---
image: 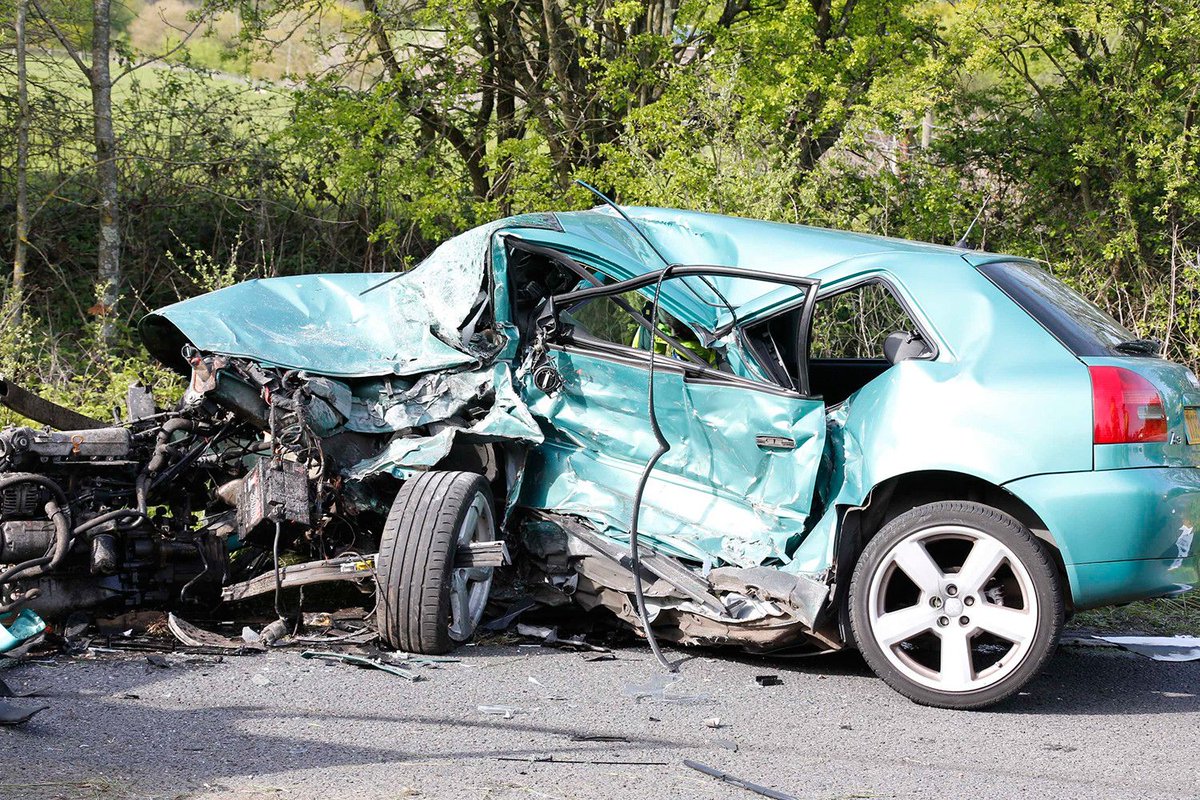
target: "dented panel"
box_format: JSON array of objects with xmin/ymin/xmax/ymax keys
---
[{"xmin": 518, "ymin": 348, "xmax": 825, "ymax": 568}]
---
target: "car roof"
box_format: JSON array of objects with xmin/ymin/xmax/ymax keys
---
[{"xmin": 509, "ymin": 205, "xmax": 1017, "ymax": 329}]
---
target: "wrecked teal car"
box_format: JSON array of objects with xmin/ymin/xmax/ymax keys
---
[{"xmin": 1, "ymin": 203, "xmax": 1197, "ymax": 709}]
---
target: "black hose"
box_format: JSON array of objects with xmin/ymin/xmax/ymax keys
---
[
  {"xmin": 0, "ymin": 499, "xmax": 70, "ymax": 584},
  {"xmin": 147, "ymin": 417, "xmax": 196, "ymax": 474},
  {"xmin": 628, "ymin": 267, "xmax": 677, "ymax": 673},
  {"xmin": 148, "ymin": 422, "xmax": 231, "ymax": 495},
  {"xmin": 72, "ymin": 509, "xmax": 151, "ymax": 537}
]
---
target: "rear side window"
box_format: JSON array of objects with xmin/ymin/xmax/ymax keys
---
[
  {"xmin": 810, "ymin": 282, "xmax": 917, "ymax": 360},
  {"xmin": 978, "ymin": 261, "xmax": 1143, "ymax": 357}
]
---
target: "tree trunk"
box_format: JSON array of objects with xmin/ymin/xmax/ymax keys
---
[
  {"xmin": 12, "ymin": 0, "xmax": 29, "ymax": 321},
  {"xmin": 91, "ymin": 0, "xmax": 120, "ymax": 338}
]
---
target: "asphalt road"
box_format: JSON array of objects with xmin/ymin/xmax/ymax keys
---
[{"xmin": 1, "ymin": 639, "xmax": 1197, "ymax": 800}]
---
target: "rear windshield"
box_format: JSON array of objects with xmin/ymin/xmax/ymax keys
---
[{"xmin": 977, "ymin": 261, "xmax": 1143, "ymax": 357}]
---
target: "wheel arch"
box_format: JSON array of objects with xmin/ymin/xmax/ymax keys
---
[{"xmin": 832, "ymin": 470, "xmax": 1073, "ymax": 624}]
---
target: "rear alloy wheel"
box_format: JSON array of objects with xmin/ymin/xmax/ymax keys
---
[
  {"xmin": 375, "ymin": 471, "xmax": 496, "ymax": 654},
  {"xmin": 849, "ymin": 501, "xmax": 1063, "ymax": 709}
]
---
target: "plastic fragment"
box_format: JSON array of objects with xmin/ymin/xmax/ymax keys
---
[
  {"xmin": 755, "ymin": 674, "xmax": 783, "ymax": 687},
  {"xmin": 623, "ymin": 673, "xmax": 714, "ymax": 704},
  {"xmin": 477, "ymin": 705, "xmax": 535, "ymax": 719},
  {"xmin": 516, "ymin": 623, "xmax": 557, "ymax": 641},
  {"xmin": 482, "ymin": 598, "xmax": 539, "ymax": 631},
  {"xmin": 0, "ymin": 609, "xmax": 46, "ymax": 654}
]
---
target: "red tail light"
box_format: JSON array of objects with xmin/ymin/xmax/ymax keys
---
[{"xmin": 1089, "ymin": 366, "xmax": 1168, "ymax": 444}]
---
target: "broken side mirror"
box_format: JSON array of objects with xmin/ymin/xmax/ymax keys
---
[{"xmin": 883, "ymin": 330, "xmax": 933, "ymax": 364}]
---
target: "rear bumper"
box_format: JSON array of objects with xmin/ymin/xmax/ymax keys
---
[{"xmin": 1004, "ymin": 467, "xmax": 1200, "ymax": 609}]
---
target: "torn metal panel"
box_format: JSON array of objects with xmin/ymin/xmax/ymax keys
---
[
  {"xmin": 222, "ymin": 555, "xmax": 375, "ymax": 602},
  {"xmin": 519, "ymin": 513, "xmax": 829, "ymax": 651},
  {"xmin": 343, "ymin": 363, "xmax": 543, "ymax": 480}
]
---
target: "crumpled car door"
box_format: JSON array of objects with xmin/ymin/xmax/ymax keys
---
[{"xmin": 518, "ymin": 265, "xmax": 826, "ymax": 569}]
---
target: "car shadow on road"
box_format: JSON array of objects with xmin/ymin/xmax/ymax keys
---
[
  {"xmin": 997, "ymin": 646, "xmax": 1199, "ymax": 716},
  {"xmin": 0, "ymin": 655, "xmax": 725, "ymax": 797},
  {"xmin": 672, "ymin": 640, "xmax": 1199, "ymax": 717}
]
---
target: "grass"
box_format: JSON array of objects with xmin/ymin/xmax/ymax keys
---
[{"xmin": 1073, "ymin": 591, "xmax": 1200, "ymax": 636}]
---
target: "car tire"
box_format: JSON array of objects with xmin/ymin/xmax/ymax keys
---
[
  {"xmin": 849, "ymin": 500, "xmax": 1063, "ymax": 710},
  {"xmin": 375, "ymin": 471, "xmax": 497, "ymax": 654}
]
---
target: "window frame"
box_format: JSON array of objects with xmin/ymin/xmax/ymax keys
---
[
  {"xmin": 540, "ymin": 260, "xmax": 821, "ymax": 398},
  {"xmin": 808, "ymin": 275, "xmax": 941, "ymax": 364}
]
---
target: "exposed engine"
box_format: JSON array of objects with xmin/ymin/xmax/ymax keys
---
[{"xmin": 0, "ymin": 353, "xmax": 389, "ymax": 621}]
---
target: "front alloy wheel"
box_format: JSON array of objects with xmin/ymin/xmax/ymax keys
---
[{"xmin": 850, "ymin": 501, "xmax": 1063, "ymax": 709}]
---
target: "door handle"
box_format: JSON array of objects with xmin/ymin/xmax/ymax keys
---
[{"xmin": 755, "ymin": 435, "xmax": 796, "ymax": 451}]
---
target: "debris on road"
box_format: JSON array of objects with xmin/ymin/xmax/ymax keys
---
[
  {"xmin": 683, "ymin": 759, "xmax": 800, "ymax": 800},
  {"xmin": 300, "ymin": 650, "xmax": 422, "ymax": 681},
  {"xmin": 477, "ymin": 704, "xmax": 535, "ymax": 719},
  {"xmin": 1093, "ymin": 635, "xmax": 1200, "ymax": 661},
  {"xmin": 497, "ymin": 755, "xmax": 669, "ymax": 766},
  {"xmin": 704, "ymin": 716, "xmax": 724, "ymax": 728},
  {"xmin": 754, "ymin": 674, "xmax": 783, "ymax": 687},
  {"xmin": 513, "ymin": 623, "xmax": 611, "ymax": 653},
  {"xmin": 168, "ymin": 613, "xmax": 262, "ymax": 651},
  {"xmin": 0, "ymin": 609, "xmax": 46, "ymax": 654},
  {"xmin": 0, "ymin": 699, "xmax": 48, "ymax": 726},
  {"xmin": 624, "ymin": 673, "xmax": 714, "ymax": 704}
]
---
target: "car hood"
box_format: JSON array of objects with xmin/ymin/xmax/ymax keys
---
[{"xmin": 140, "ymin": 214, "xmax": 561, "ymax": 378}]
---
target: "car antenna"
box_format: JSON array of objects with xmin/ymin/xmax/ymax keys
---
[
  {"xmin": 574, "ymin": 179, "xmax": 673, "ymax": 267},
  {"xmin": 954, "ymin": 194, "xmax": 990, "ymax": 249},
  {"xmin": 574, "ymin": 179, "xmax": 739, "ymax": 330}
]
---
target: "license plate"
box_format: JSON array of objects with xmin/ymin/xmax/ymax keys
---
[{"xmin": 1185, "ymin": 408, "xmax": 1200, "ymax": 444}]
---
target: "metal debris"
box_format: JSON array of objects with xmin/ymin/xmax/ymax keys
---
[
  {"xmin": 300, "ymin": 650, "xmax": 423, "ymax": 681},
  {"xmin": 1093, "ymin": 635, "xmax": 1200, "ymax": 661},
  {"xmin": 168, "ymin": 613, "xmax": 262, "ymax": 651},
  {"xmin": 683, "ymin": 759, "xmax": 799, "ymax": 800}
]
